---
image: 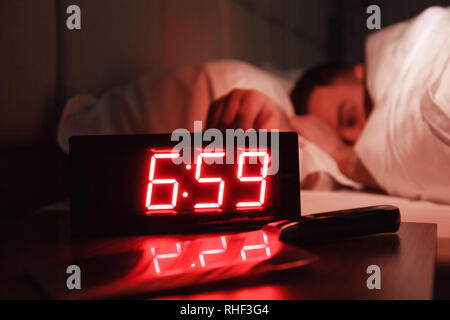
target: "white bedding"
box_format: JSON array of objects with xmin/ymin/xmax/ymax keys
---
[{"xmin": 356, "ymin": 7, "xmax": 450, "ymax": 204}]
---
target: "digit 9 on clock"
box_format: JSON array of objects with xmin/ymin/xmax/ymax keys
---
[{"xmin": 70, "ymin": 132, "xmax": 300, "ymax": 235}]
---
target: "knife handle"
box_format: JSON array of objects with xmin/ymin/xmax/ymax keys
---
[{"xmin": 279, "ymin": 205, "xmax": 400, "ymax": 245}]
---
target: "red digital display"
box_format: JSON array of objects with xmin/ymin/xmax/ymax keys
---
[
  {"xmin": 144, "ymin": 149, "xmax": 271, "ymax": 214},
  {"xmin": 69, "ymin": 133, "xmax": 300, "ymax": 235}
]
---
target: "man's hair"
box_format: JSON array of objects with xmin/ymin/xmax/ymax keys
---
[{"xmin": 290, "ymin": 62, "xmax": 351, "ymax": 115}]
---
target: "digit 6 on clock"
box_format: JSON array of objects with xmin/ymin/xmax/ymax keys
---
[{"xmin": 146, "ymin": 152, "xmax": 180, "ymax": 211}]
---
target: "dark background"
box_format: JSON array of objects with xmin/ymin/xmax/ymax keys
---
[{"xmin": 1, "ymin": 0, "xmax": 449, "ymax": 217}]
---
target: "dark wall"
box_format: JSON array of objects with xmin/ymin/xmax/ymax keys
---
[{"xmin": 327, "ymin": 0, "xmax": 450, "ymax": 64}]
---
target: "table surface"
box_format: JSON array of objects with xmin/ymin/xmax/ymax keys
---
[{"xmin": 0, "ymin": 210, "xmax": 437, "ymax": 299}]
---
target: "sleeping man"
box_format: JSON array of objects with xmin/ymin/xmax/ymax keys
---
[
  {"xmin": 58, "ymin": 6, "xmax": 450, "ymax": 204},
  {"xmin": 207, "ymin": 6, "xmax": 450, "ymax": 204},
  {"xmin": 289, "ymin": 6, "xmax": 450, "ymax": 204}
]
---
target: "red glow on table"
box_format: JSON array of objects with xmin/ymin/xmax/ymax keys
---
[
  {"xmin": 146, "ymin": 230, "xmax": 273, "ymax": 276},
  {"xmin": 240, "ymin": 231, "xmax": 270, "ymax": 261},
  {"xmin": 150, "ymin": 242, "xmax": 182, "ymax": 275},
  {"xmin": 194, "ymin": 236, "xmax": 228, "ymax": 268}
]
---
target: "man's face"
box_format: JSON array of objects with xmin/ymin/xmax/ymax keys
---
[{"xmin": 306, "ymin": 67, "xmax": 368, "ymax": 144}]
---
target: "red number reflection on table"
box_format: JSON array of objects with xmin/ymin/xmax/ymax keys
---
[
  {"xmin": 146, "ymin": 152, "xmax": 180, "ymax": 210},
  {"xmin": 236, "ymin": 151, "xmax": 269, "ymax": 208},
  {"xmin": 144, "ymin": 231, "xmax": 275, "ymax": 276},
  {"xmin": 194, "ymin": 152, "xmax": 225, "ymax": 209},
  {"xmin": 150, "ymin": 242, "xmax": 182, "ymax": 275},
  {"xmin": 240, "ymin": 231, "xmax": 271, "ymax": 261},
  {"xmin": 191, "ymin": 236, "xmax": 228, "ymax": 269}
]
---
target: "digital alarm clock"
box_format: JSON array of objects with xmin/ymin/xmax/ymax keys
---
[{"xmin": 70, "ymin": 132, "xmax": 300, "ymax": 235}]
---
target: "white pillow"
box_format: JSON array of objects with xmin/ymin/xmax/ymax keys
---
[{"xmin": 355, "ymin": 7, "xmax": 450, "ymax": 204}]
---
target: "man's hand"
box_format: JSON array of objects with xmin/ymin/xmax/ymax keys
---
[{"xmin": 206, "ymin": 89, "xmax": 293, "ymax": 131}]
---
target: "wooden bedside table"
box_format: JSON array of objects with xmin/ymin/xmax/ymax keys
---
[
  {"xmin": 158, "ymin": 222, "xmax": 437, "ymax": 300},
  {"xmin": 0, "ymin": 209, "xmax": 436, "ymax": 299}
]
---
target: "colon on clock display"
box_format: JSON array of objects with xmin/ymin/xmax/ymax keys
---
[{"xmin": 69, "ymin": 132, "xmax": 300, "ymax": 235}]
